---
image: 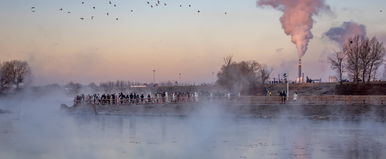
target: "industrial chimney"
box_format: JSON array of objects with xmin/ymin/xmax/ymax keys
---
[{"xmin": 298, "ymin": 58, "xmax": 302, "ymax": 83}]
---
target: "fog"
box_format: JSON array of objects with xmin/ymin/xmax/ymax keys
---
[{"xmin": 1, "ymin": 91, "xmax": 386, "ymax": 159}]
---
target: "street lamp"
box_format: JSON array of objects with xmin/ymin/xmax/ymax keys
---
[
  {"xmin": 179, "ymin": 73, "xmax": 182, "ymax": 85},
  {"xmin": 152, "ymin": 70, "xmax": 156, "ymax": 83}
]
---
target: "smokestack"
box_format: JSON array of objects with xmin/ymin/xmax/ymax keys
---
[
  {"xmin": 257, "ymin": 0, "xmax": 330, "ymax": 57},
  {"xmin": 298, "ymin": 58, "xmax": 302, "ymax": 83}
]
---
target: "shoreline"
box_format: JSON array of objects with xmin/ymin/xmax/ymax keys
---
[{"xmin": 61, "ymin": 98, "xmax": 386, "ymax": 121}]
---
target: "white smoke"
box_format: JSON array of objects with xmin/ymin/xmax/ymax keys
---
[
  {"xmin": 324, "ymin": 21, "xmax": 367, "ymax": 48},
  {"xmin": 258, "ymin": 0, "xmax": 331, "ymax": 57}
]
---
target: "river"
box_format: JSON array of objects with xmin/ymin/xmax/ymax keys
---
[{"xmin": 1, "ymin": 93, "xmax": 386, "ymax": 159}]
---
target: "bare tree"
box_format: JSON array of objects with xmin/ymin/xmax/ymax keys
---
[
  {"xmin": 88, "ymin": 82, "xmax": 99, "ymax": 93},
  {"xmin": 65, "ymin": 82, "xmax": 82, "ymax": 95},
  {"xmin": 358, "ymin": 38, "xmax": 371, "ymax": 83},
  {"xmin": 0, "ymin": 60, "xmax": 31, "ymax": 92},
  {"xmin": 99, "ymin": 81, "xmax": 114, "ymax": 93},
  {"xmin": 344, "ymin": 36, "xmax": 362, "ymax": 83},
  {"xmin": 223, "ymin": 55, "xmax": 234, "ymax": 67},
  {"xmin": 115, "ymin": 80, "xmax": 127, "ymax": 92},
  {"xmin": 341, "ymin": 35, "xmax": 385, "ymax": 83},
  {"xmin": 0, "ymin": 63, "xmax": 13, "ymax": 92},
  {"xmin": 328, "ymin": 51, "xmax": 345, "ymax": 84},
  {"xmin": 367, "ymin": 37, "xmax": 385, "ymax": 82},
  {"xmin": 259, "ymin": 64, "xmax": 272, "ymax": 84}
]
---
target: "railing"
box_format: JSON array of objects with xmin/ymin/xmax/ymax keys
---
[
  {"xmin": 74, "ymin": 95, "xmax": 386, "ymax": 106},
  {"xmin": 298, "ymin": 95, "xmax": 386, "ymax": 105},
  {"xmin": 74, "ymin": 96, "xmax": 200, "ymax": 106},
  {"xmin": 226, "ymin": 96, "xmax": 386, "ymax": 105}
]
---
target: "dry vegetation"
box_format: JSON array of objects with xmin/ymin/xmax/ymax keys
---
[
  {"xmin": 329, "ymin": 35, "xmax": 385, "ymax": 83},
  {"xmin": 0, "ymin": 60, "xmax": 31, "ymax": 94}
]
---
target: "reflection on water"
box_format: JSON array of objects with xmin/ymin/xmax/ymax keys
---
[{"xmin": 1, "ymin": 113, "xmax": 386, "ymax": 159}]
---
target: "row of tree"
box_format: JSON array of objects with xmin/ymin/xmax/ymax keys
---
[
  {"xmin": 216, "ymin": 56, "xmax": 272, "ymax": 93},
  {"xmin": 0, "ymin": 60, "xmax": 31, "ymax": 94},
  {"xmin": 329, "ymin": 35, "xmax": 385, "ymax": 84},
  {"xmin": 64, "ymin": 80, "xmax": 195, "ymax": 95}
]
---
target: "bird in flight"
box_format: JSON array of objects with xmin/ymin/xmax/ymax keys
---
[
  {"xmin": 28, "ymin": 0, "xmax": 216, "ymax": 22},
  {"xmin": 31, "ymin": 7, "xmax": 36, "ymax": 13}
]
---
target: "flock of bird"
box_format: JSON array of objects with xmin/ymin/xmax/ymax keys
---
[{"xmin": 29, "ymin": 0, "xmax": 229, "ymax": 21}]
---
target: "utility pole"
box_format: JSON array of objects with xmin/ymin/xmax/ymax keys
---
[
  {"xmin": 287, "ymin": 80, "xmax": 289, "ymax": 98},
  {"xmin": 212, "ymin": 72, "xmax": 215, "ymax": 84},
  {"xmin": 152, "ymin": 69, "xmax": 156, "ymax": 83},
  {"xmin": 284, "ymin": 73, "xmax": 289, "ymax": 98},
  {"xmin": 179, "ymin": 73, "xmax": 182, "ymax": 85}
]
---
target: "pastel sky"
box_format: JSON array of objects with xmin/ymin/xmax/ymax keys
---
[{"xmin": 0, "ymin": 0, "xmax": 385, "ymax": 85}]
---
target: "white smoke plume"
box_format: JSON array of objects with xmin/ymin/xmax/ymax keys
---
[
  {"xmin": 258, "ymin": 0, "xmax": 330, "ymax": 57},
  {"xmin": 324, "ymin": 21, "xmax": 367, "ymax": 48}
]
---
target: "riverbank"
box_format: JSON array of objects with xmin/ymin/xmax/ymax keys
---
[{"xmin": 62, "ymin": 96, "xmax": 386, "ymax": 121}]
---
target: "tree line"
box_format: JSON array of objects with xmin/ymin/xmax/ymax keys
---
[
  {"xmin": 329, "ymin": 35, "xmax": 385, "ymax": 84},
  {"xmin": 0, "ymin": 60, "xmax": 31, "ymax": 94},
  {"xmin": 64, "ymin": 80, "xmax": 202, "ymax": 95}
]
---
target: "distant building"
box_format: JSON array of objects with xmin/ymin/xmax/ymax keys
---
[
  {"xmin": 329, "ymin": 76, "xmax": 338, "ymax": 83},
  {"xmin": 131, "ymin": 85, "xmax": 147, "ymax": 88},
  {"xmin": 296, "ymin": 77, "xmax": 304, "ymax": 83}
]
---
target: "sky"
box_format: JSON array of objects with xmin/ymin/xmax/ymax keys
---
[{"xmin": 0, "ymin": 0, "xmax": 385, "ymax": 85}]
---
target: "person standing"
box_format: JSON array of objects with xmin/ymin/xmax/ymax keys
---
[
  {"xmin": 293, "ymin": 92, "xmax": 298, "ymax": 102},
  {"xmin": 140, "ymin": 94, "xmax": 144, "ymax": 103}
]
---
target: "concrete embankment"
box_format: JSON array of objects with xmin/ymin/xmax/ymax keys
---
[{"xmin": 62, "ymin": 96, "xmax": 386, "ymax": 121}]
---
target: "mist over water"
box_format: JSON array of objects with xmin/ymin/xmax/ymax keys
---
[{"xmin": 1, "ymin": 91, "xmax": 386, "ymax": 159}]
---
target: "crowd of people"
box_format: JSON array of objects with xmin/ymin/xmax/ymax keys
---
[
  {"xmin": 73, "ymin": 92, "xmax": 200, "ymax": 105},
  {"xmin": 73, "ymin": 90, "xmax": 300, "ymax": 106}
]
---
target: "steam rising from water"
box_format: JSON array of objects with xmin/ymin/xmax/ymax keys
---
[
  {"xmin": 258, "ymin": 0, "xmax": 330, "ymax": 57},
  {"xmin": 1, "ymin": 90, "xmax": 386, "ymax": 158}
]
